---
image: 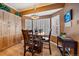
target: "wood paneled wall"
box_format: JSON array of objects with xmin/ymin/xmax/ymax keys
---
[{"xmin": 0, "ymin": 10, "xmax": 22, "ymax": 51}]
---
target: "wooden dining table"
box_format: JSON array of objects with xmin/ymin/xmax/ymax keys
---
[
  {"xmin": 27, "ymin": 32, "xmax": 47, "ymax": 53},
  {"xmin": 28, "ymin": 32, "xmax": 49, "ymax": 54}
]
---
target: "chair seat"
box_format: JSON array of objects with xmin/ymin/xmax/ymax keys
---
[
  {"xmin": 42, "ymin": 37, "xmax": 49, "ymax": 40},
  {"xmin": 42, "ymin": 37, "xmax": 49, "ymax": 42}
]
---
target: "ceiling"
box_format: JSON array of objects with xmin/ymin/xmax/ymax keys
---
[
  {"xmin": 25, "ymin": 8, "xmax": 63, "ymax": 17},
  {"xmin": 5, "ymin": 3, "xmax": 52, "ymax": 11},
  {"xmin": 4, "ymin": 3, "xmax": 63, "ymax": 16}
]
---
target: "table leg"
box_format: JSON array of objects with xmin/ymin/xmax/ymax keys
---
[
  {"xmin": 63, "ymin": 44, "xmax": 65, "ymax": 56},
  {"xmin": 74, "ymin": 42, "xmax": 78, "ymax": 56},
  {"xmin": 57, "ymin": 38, "xmax": 58, "ymax": 47}
]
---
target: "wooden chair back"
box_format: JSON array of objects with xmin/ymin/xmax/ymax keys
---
[
  {"xmin": 22, "ymin": 30, "xmax": 33, "ymax": 41},
  {"xmin": 22, "ymin": 30, "xmax": 29, "ymax": 43},
  {"xmin": 49, "ymin": 29, "xmax": 52, "ymax": 41}
]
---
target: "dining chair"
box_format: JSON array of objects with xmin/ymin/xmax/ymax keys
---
[
  {"xmin": 22, "ymin": 30, "xmax": 43, "ymax": 56},
  {"xmin": 42, "ymin": 29, "xmax": 52, "ymax": 55},
  {"xmin": 22, "ymin": 30, "xmax": 34, "ymax": 56}
]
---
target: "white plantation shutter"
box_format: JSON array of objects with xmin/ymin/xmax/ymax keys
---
[
  {"xmin": 51, "ymin": 15, "xmax": 60, "ymax": 36},
  {"xmin": 25, "ymin": 19, "xmax": 32, "ymax": 30},
  {"xmin": 25, "ymin": 18, "xmax": 50, "ymax": 35}
]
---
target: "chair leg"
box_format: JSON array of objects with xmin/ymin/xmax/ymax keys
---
[
  {"xmin": 32, "ymin": 46, "xmax": 34, "ymax": 56},
  {"xmin": 49, "ymin": 41, "xmax": 52, "ymax": 55},
  {"xmin": 32, "ymin": 52, "xmax": 34, "ymax": 56},
  {"xmin": 24, "ymin": 51, "xmax": 26, "ymax": 56},
  {"xmin": 24, "ymin": 44, "xmax": 26, "ymax": 56}
]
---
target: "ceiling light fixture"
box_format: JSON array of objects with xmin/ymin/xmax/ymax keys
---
[
  {"xmin": 31, "ymin": 14, "xmax": 39, "ymax": 20},
  {"xmin": 31, "ymin": 6, "xmax": 39, "ymax": 20}
]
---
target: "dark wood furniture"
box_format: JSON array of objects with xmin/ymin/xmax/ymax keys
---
[
  {"xmin": 22, "ymin": 30, "xmax": 30, "ymax": 56},
  {"xmin": 42, "ymin": 30, "xmax": 52, "ymax": 55},
  {"xmin": 22, "ymin": 30, "xmax": 43, "ymax": 56},
  {"xmin": 57, "ymin": 36, "xmax": 78, "ymax": 56}
]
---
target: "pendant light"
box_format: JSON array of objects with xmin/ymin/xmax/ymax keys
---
[{"xmin": 31, "ymin": 6, "xmax": 39, "ymax": 20}]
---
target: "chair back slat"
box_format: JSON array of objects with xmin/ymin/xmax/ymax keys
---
[
  {"xmin": 49, "ymin": 29, "xmax": 52, "ymax": 41},
  {"xmin": 22, "ymin": 30, "xmax": 29, "ymax": 42},
  {"xmin": 22, "ymin": 30, "xmax": 33, "ymax": 41}
]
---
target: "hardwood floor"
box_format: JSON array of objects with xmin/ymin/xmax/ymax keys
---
[{"xmin": 0, "ymin": 40, "xmax": 61, "ymax": 56}]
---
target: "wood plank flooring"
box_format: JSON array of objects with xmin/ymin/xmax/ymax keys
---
[{"xmin": 0, "ymin": 40, "xmax": 61, "ymax": 56}]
